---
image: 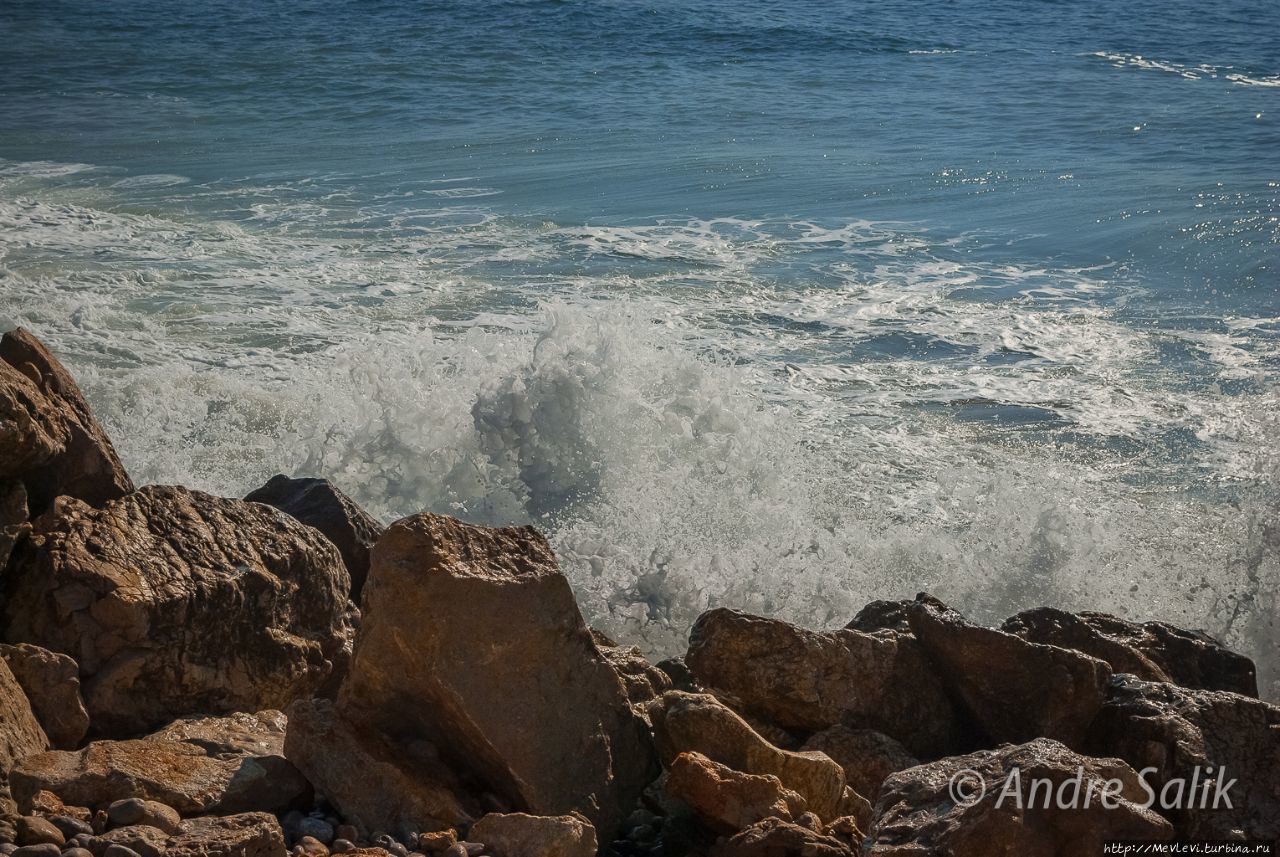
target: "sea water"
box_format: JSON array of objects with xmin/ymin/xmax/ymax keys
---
[{"xmin": 1, "ymin": 0, "xmax": 1277, "ymax": 689}]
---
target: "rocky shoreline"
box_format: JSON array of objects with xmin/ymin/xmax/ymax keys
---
[{"xmin": 1, "ymin": 326, "xmax": 1277, "ymax": 856}]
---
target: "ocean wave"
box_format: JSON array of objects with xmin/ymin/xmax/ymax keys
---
[{"xmin": 1, "ymin": 160, "xmax": 1277, "ymax": 692}]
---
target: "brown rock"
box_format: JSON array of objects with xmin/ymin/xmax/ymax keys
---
[
  {"xmin": 106, "ymin": 798, "xmax": 181, "ymax": 834},
  {"xmin": 591, "ymin": 631, "xmax": 673, "ymax": 711},
  {"xmin": 666, "ymin": 752, "xmax": 805, "ymax": 833},
  {"xmin": 905, "ymin": 595, "xmax": 1111, "ymax": 748},
  {"xmin": 294, "ymin": 835, "xmax": 329, "ymax": 857},
  {"xmin": 416, "ymin": 830, "xmax": 457, "ymax": 853},
  {"xmin": 866, "ymin": 738, "xmax": 1173, "ymax": 855},
  {"xmin": 283, "ymin": 698, "xmax": 474, "ymax": 838},
  {"xmin": 0, "ymin": 644, "xmax": 89, "ymax": 750},
  {"xmin": 709, "ymin": 816, "xmax": 855, "ymax": 857},
  {"xmin": 1003, "ymin": 607, "xmax": 1258, "ymax": 697},
  {"xmin": 468, "ymin": 812, "xmax": 597, "ymax": 857},
  {"xmin": 652, "ymin": 692, "xmax": 857, "ymax": 823},
  {"xmin": 0, "ymin": 481, "xmax": 28, "ymax": 572},
  {"xmin": 685, "ymin": 608, "xmax": 963, "ymax": 758},
  {"xmin": 0, "ymin": 658, "xmax": 49, "ymax": 824},
  {"xmin": 98, "ymin": 823, "xmax": 169, "ymax": 857},
  {"xmin": 2, "ymin": 485, "xmax": 352, "ymax": 735},
  {"xmin": 799, "ymin": 727, "xmax": 918, "ymax": 805},
  {"xmin": 244, "ymin": 475, "xmax": 384, "ymax": 602},
  {"xmin": 1085, "ymin": 674, "xmax": 1280, "ymax": 839},
  {"xmin": 10, "ymin": 712, "xmax": 309, "ymax": 815},
  {"xmin": 14, "ymin": 817, "xmax": 62, "ymax": 847},
  {"xmin": 169, "ymin": 812, "xmax": 287, "ymax": 857},
  {"xmin": 148, "ymin": 710, "xmax": 290, "ymax": 759},
  {"xmin": 338, "ymin": 514, "xmax": 657, "ymax": 843},
  {"xmin": 0, "ymin": 328, "xmax": 133, "ymax": 515}
]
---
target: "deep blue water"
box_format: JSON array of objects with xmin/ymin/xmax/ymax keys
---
[{"xmin": 1, "ymin": 0, "xmax": 1278, "ymax": 675}]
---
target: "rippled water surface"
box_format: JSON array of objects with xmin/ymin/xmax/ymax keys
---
[{"xmin": 1, "ymin": 0, "xmax": 1278, "ymax": 686}]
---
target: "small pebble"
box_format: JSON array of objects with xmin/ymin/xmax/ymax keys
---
[
  {"xmin": 417, "ymin": 830, "xmax": 456, "ymax": 853},
  {"xmin": 61, "ymin": 849, "xmax": 94, "ymax": 857},
  {"xmin": 297, "ymin": 818, "xmax": 335, "ymax": 845},
  {"xmin": 103, "ymin": 846, "xmax": 143, "ymax": 857},
  {"xmin": 14, "ymin": 818, "xmax": 62, "ymax": 848},
  {"xmin": 45, "ymin": 816, "xmax": 91, "ymax": 841},
  {"xmin": 294, "ymin": 834, "xmax": 329, "ymax": 856},
  {"xmin": 460, "ymin": 843, "xmax": 484, "ymax": 857},
  {"xmin": 330, "ymin": 841, "xmax": 355, "ymax": 854},
  {"xmin": 69, "ymin": 834, "xmax": 96, "ymax": 849},
  {"xmin": 334, "ymin": 825, "xmax": 358, "ymax": 843},
  {"xmin": 441, "ymin": 845, "xmax": 468, "ymax": 857}
]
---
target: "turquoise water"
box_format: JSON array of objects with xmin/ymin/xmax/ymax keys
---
[{"xmin": 1, "ymin": 0, "xmax": 1278, "ymax": 681}]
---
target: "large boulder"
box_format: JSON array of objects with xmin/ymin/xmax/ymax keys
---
[
  {"xmin": 0, "ymin": 644, "xmax": 88, "ymax": 750},
  {"xmin": 684, "ymin": 608, "xmax": 963, "ymax": 758},
  {"xmin": 0, "ymin": 328, "xmax": 132, "ymax": 515},
  {"xmin": 798, "ymin": 727, "xmax": 918, "ymax": 805},
  {"xmin": 665, "ymin": 751, "xmax": 806, "ymax": 833},
  {"xmin": 866, "ymin": 738, "xmax": 1173, "ymax": 855},
  {"xmin": 338, "ymin": 513, "xmax": 657, "ymax": 843},
  {"xmin": 244, "ymin": 475, "xmax": 384, "ymax": 602},
  {"xmin": 1003, "ymin": 607, "xmax": 1258, "ymax": 697},
  {"xmin": 468, "ymin": 812, "xmax": 598, "ymax": 857},
  {"xmin": 651, "ymin": 691, "xmax": 859, "ymax": 823},
  {"xmin": 10, "ymin": 711, "xmax": 309, "ymax": 815},
  {"xmin": 1, "ymin": 485, "xmax": 352, "ymax": 735},
  {"xmin": 1085, "ymin": 675, "xmax": 1280, "ymax": 840},
  {"xmin": 283, "ymin": 698, "xmax": 475, "ymax": 839},
  {"xmin": 905, "ymin": 596, "xmax": 1111, "ymax": 748}
]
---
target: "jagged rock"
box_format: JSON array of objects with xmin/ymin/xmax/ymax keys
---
[
  {"xmin": 468, "ymin": 812, "xmax": 597, "ymax": 857},
  {"xmin": 844, "ymin": 601, "xmax": 911, "ymax": 634},
  {"xmin": 168, "ymin": 813, "xmax": 286, "ymax": 857},
  {"xmin": 799, "ymin": 727, "xmax": 918, "ymax": 805},
  {"xmin": 95, "ymin": 813, "xmax": 286, "ymax": 857},
  {"xmin": 97, "ymin": 824, "xmax": 169, "ymax": 857},
  {"xmin": 1003, "ymin": 607, "xmax": 1258, "ymax": 697},
  {"xmin": 709, "ymin": 816, "xmax": 855, "ymax": 857},
  {"xmin": 1, "ymin": 481, "xmax": 28, "ymax": 573},
  {"xmin": 1085, "ymin": 674, "xmax": 1280, "ymax": 839},
  {"xmin": 666, "ymin": 751, "xmax": 805, "ymax": 833},
  {"xmin": 0, "ymin": 644, "xmax": 89, "ymax": 750},
  {"xmin": 652, "ymin": 691, "xmax": 859, "ymax": 823},
  {"xmin": 905, "ymin": 595, "xmax": 1111, "ymax": 748},
  {"xmin": 2, "ymin": 485, "xmax": 352, "ymax": 735},
  {"xmin": 244, "ymin": 475, "xmax": 383, "ymax": 602},
  {"xmin": 338, "ymin": 514, "xmax": 657, "ymax": 843},
  {"xmin": 10, "ymin": 712, "xmax": 310, "ymax": 816},
  {"xmin": 866, "ymin": 738, "xmax": 1173, "ymax": 855},
  {"xmin": 283, "ymin": 698, "xmax": 475, "ymax": 838},
  {"xmin": 0, "ymin": 328, "xmax": 133, "ymax": 515},
  {"xmin": 591, "ymin": 631, "xmax": 673, "ymax": 711},
  {"xmin": 684, "ymin": 608, "xmax": 963, "ymax": 758}
]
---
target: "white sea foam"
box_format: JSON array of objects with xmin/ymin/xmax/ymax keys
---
[{"xmin": 1, "ymin": 159, "xmax": 1277, "ymax": 693}]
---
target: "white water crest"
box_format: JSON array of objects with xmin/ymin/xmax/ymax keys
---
[{"xmin": 2, "ymin": 158, "xmax": 1277, "ymax": 696}]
